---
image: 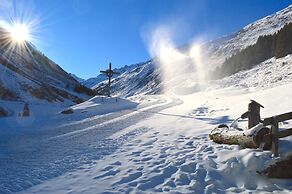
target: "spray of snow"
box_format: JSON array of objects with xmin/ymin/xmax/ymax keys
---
[{"xmin": 148, "ymin": 26, "xmax": 209, "ymax": 95}]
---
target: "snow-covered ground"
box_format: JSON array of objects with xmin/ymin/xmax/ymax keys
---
[
  {"xmin": 215, "ymin": 55, "xmax": 292, "ymax": 90},
  {"xmin": 14, "ymin": 83, "xmax": 292, "ymax": 194},
  {"xmin": 0, "ymin": 94, "xmax": 180, "ymax": 193},
  {"xmin": 0, "ymin": 56, "xmax": 291, "ymax": 193}
]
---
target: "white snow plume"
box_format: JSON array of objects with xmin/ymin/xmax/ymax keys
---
[{"xmin": 148, "ymin": 25, "xmax": 210, "ymax": 95}]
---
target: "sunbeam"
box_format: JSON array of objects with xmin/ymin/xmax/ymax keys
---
[
  {"xmin": 8, "ymin": 23, "xmax": 31, "ymax": 43},
  {"xmin": 0, "ymin": 2, "xmax": 42, "ymax": 65}
]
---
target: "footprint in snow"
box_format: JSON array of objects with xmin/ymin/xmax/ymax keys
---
[
  {"xmin": 93, "ymin": 169, "xmax": 120, "ymax": 179},
  {"xmin": 185, "ymin": 140, "xmax": 194, "ymax": 147},
  {"xmin": 158, "ymin": 153, "xmax": 168, "ymax": 159},
  {"xmin": 175, "ymin": 173, "xmax": 191, "ymax": 186},
  {"xmin": 141, "ymin": 138, "xmax": 158, "ymax": 146},
  {"xmin": 173, "ymin": 158, "xmax": 186, "ymax": 166},
  {"xmin": 133, "ymin": 139, "xmax": 142, "ymax": 144},
  {"xmin": 137, "ymin": 165, "xmax": 178, "ymax": 191},
  {"xmin": 207, "ymin": 157, "xmax": 218, "ymax": 168},
  {"xmin": 111, "ymin": 161, "xmax": 122, "ymax": 166},
  {"xmin": 150, "ymin": 159, "xmax": 166, "ymax": 167},
  {"xmin": 164, "ymin": 180, "xmax": 176, "ymax": 188},
  {"xmin": 194, "ymin": 165, "xmax": 207, "ymax": 184},
  {"xmin": 144, "ymin": 145, "xmax": 154, "ymax": 149},
  {"xmin": 141, "ymin": 157, "xmax": 152, "ymax": 162},
  {"xmin": 180, "ymin": 162, "xmax": 197, "ymax": 173},
  {"xmin": 101, "ymin": 166, "xmax": 114, "ymax": 172},
  {"xmin": 113, "ymin": 171, "xmax": 143, "ymax": 186},
  {"xmin": 130, "ymin": 150, "xmax": 143, "ymax": 157}
]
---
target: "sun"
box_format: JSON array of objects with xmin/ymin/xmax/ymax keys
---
[{"xmin": 8, "ymin": 23, "xmax": 31, "ymax": 43}]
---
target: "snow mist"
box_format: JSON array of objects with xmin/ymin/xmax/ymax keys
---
[{"xmin": 149, "ymin": 26, "xmax": 207, "ymax": 95}]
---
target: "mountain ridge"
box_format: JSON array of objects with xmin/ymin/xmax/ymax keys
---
[
  {"xmin": 84, "ymin": 5, "xmax": 292, "ymax": 97},
  {"xmin": 0, "ymin": 26, "xmax": 93, "ymax": 106}
]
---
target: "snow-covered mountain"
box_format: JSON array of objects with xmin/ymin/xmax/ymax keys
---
[
  {"xmin": 69, "ymin": 73, "xmax": 85, "ymax": 83},
  {"xmin": 84, "ymin": 5, "xmax": 292, "ymax": 97},
  {"xmin": 205, "ymin": 4, "xmax": 292, "ymax": 62},
  {"xmin": 0, "ymin": 26, "xmax": 93, "ymax": 109},
  {"xmin": 93, "ymin": 61, "xmax": 162, "ymax": 97},
  {"xmin": 2, "ymin": 5, "xmax": 292, "ymax": 194},
  {"xmin": 215, "ymin": 54, "xmax": 292, "ymax": 89},
  {"xmin": 83, "ymin": 61, "xmax": 151, "ymax": 89}
]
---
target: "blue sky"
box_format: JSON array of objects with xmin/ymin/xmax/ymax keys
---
[{"xmin": 1, "ymin": 0, "xmax": 291, "ymax": 79}]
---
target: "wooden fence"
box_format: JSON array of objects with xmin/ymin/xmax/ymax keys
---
[{"xmin": 262, "ymin": 112, "xmax": 292, "ymax": 157}]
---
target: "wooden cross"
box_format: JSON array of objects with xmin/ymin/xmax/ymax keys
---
[{"xmin": 100, "ymin": 62, "xmax": 119, "ymax": 97}]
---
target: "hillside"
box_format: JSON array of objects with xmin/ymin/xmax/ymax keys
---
[
  {"xmin": 93, "ymin": 61, "xmax": 162, "ymax": 97},
  {"xmin": 83, "ymin": 61, "xmax": 152, "ymax": 89},
  {"xmin": 204, "ymin": 4, "xmax": 292, "ymax": 64},
  {"xmin": 3, "ymin": 52, "xmax": 292, "ymax": 194},
  {"xmin": 212, "ymin": 22, "xmax": 292, "ymax": 78},
  {"xmin": 0, "ymin": 26, "xmax": 94, "ymax": 116},
  {"xmin": 85, "ymin": 5, "xmax": 292, "ymax": 97},
  {"xmin": 1, "ymin": 4, "xmax": 292, "ymax": 194}
]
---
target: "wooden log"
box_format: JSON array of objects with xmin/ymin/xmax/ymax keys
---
[{"xmin": 209, "ymin": 124, "xmax": 271, "ymax": 149}]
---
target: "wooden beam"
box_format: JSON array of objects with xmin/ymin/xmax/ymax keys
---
[
  {"xmin": 262, "ymin": 117, "xmax": 274, "ymax": 126},
  {"xmin": 274, "ymin": 112, "xmax": 292, "ymax": 122},
  {"xmin": 277, "ymin": 128, "xmax": 292, "ymax": 138},
  {"xmin": 263, "ymin": 112, "xmax": 292, "ymax": 126}
]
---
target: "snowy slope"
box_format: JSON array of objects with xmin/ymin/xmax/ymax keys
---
[
  {"xmin": 12, "ymin": 56, "xmax": 292, "ymax": 194},
  {"xmin": 95, "ymin": 60, "xmax": 162, "ymax": 97},
  {"xmin": 83, "ymin": 62, "xmax": 149, "ymax": 89},
  {"xmin": 69, "ymin": 73, "xmax": 85, "ymax": 83},
  {"xmin": 204, "ymin": 4, "xmax": 292, "ymax": 64},
  {"xmin": 1, "ymin": 5, "xmax": 292, "ymax": 194},
  {"xmin": 84, "ymin": 5, "xmax": 292, "ymax": 97},
  {"xmin": 67, "ymin": 96, "xmax": 138, "ymax": 115},
  {"xmin": 214, "ymin": 55, "xmax": 292, "ymax": 89},
  {"xmin": 0, "ymin": 26, "xmax": 92, "ymax": 111}
]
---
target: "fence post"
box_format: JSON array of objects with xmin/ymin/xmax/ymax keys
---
[{"xmin": 271, "ymin": 117, "xmax": 279, "ymax": 157}]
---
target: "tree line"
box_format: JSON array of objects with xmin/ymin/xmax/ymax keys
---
[{"xmin": 211, "ymin": 22, "xmax": 292, "ymax": 79}]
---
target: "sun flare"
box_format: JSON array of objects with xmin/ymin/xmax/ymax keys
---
[{"xmin": 8, "ymin": 23, "xmax": 30, "ymax": 43}]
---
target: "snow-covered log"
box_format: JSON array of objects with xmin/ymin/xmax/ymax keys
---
[{"xmin": 209, "ymin": 123, "xmax": 271, "ymax": 149}]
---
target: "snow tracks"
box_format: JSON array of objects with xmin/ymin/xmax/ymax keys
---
[{"xmin": 0, "ymin": 96, "xmax": 181, "ymax": 193}]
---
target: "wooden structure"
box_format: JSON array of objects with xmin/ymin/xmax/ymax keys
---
[
  {"xmin": 209, "ymin": 124, "xmax": 270, "ymax": 149},
  {"xmin": 210, "ymin": 100, "xmax": 292, "ymax": 157},
  {"xmin": 262, "ymin": 112, "xmax": 292, "ymax": 157},
  {"xmin": 241, "ymin": 100, "xmax": 264, "ymax": 129},
  {"xmin": 100, "ymin": 63, "xmax": 119, "ymax": 97}
]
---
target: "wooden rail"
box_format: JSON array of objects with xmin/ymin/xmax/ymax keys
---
[{"xmin": 262, "ymin": 112, "xmax": 292, "ymax": 157}]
